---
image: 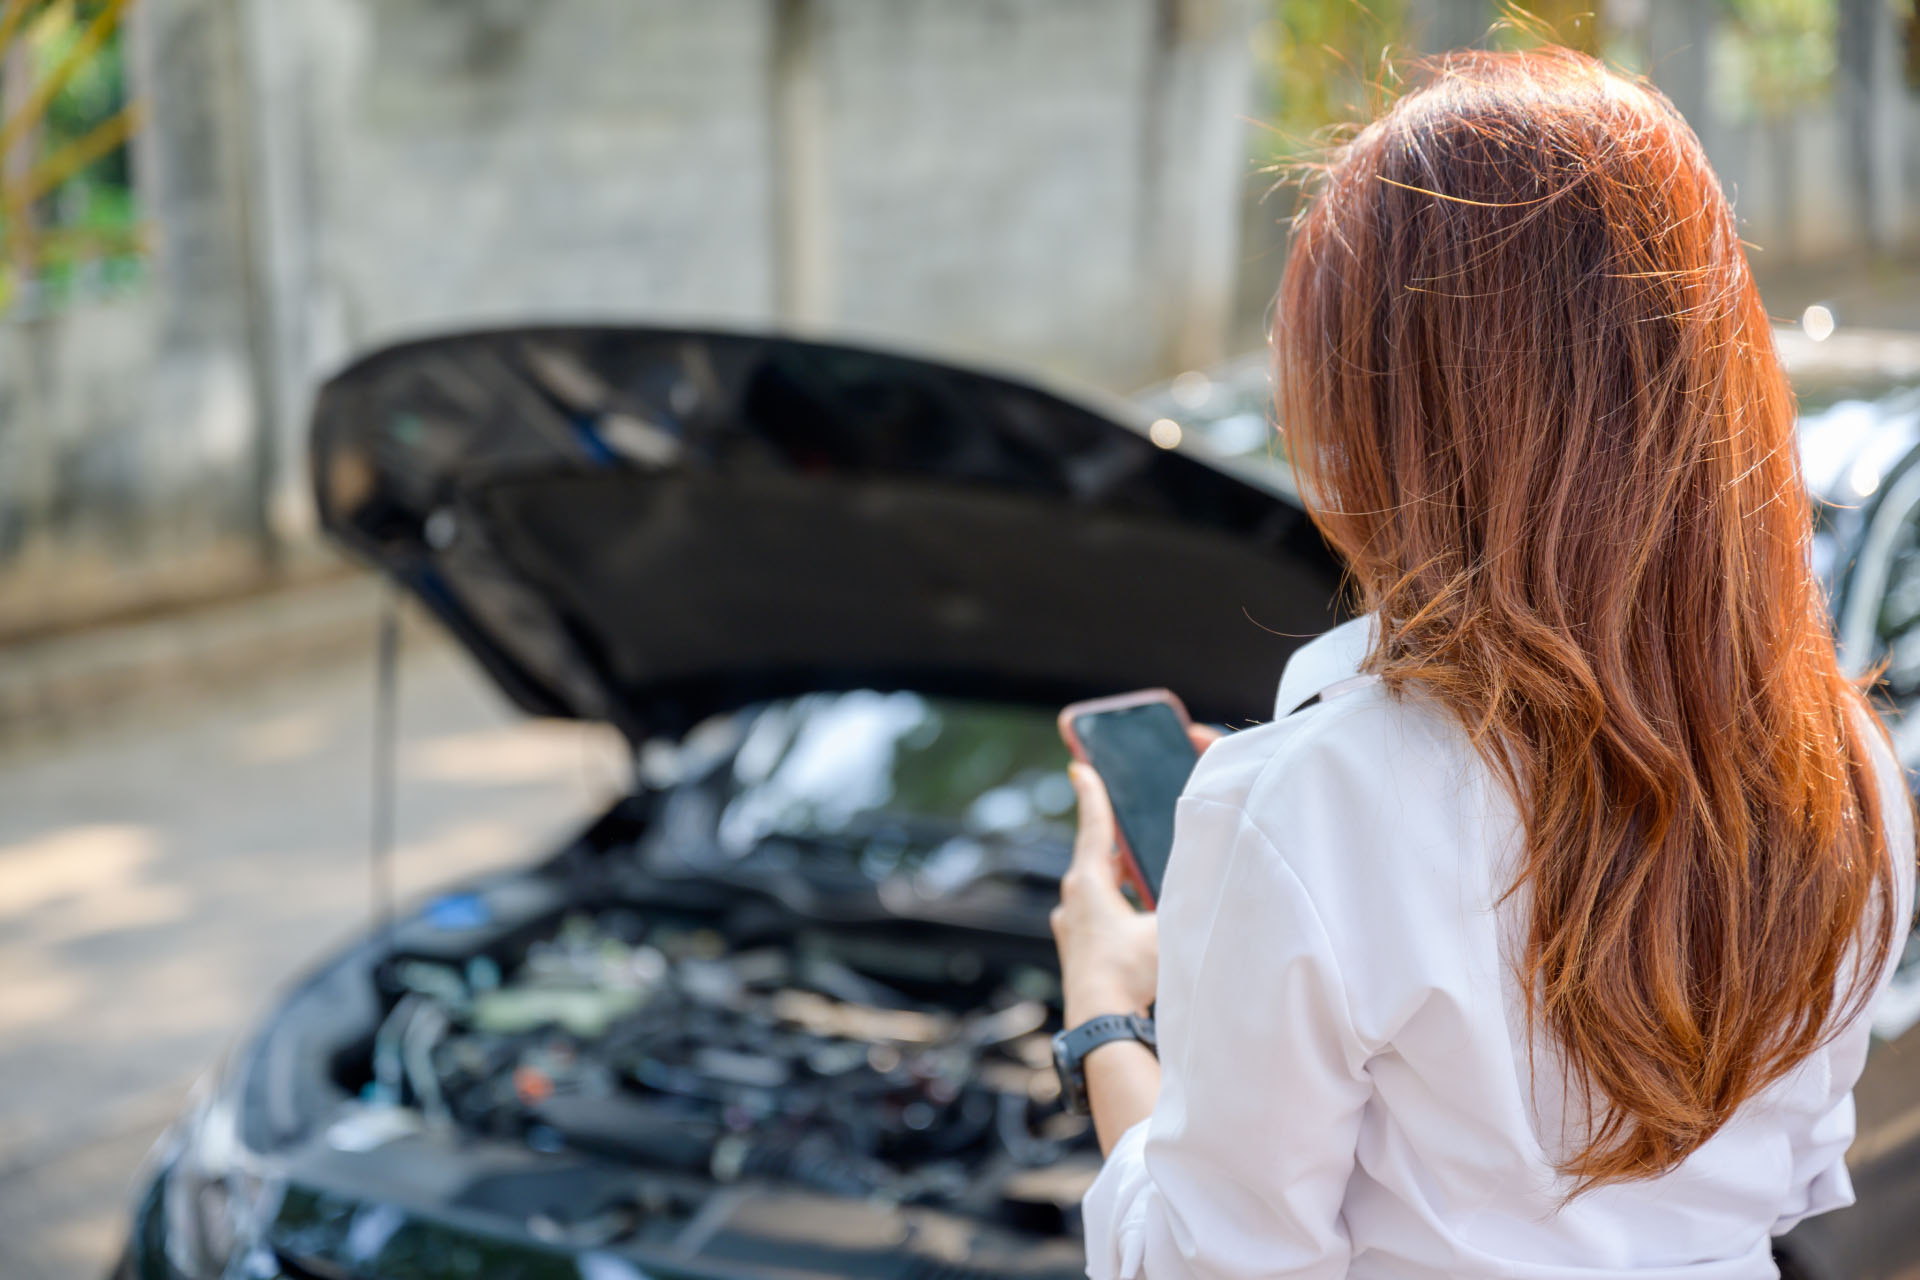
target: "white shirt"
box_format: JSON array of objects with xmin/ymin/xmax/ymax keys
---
[{"xmin": 1081, "ymin": 613, "xmax": 1915, "ymax": 1279}]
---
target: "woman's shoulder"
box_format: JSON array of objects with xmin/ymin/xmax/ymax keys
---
[
  {"xmin": 1182, "ymin": 681, "xmax": 1514, "ymax": 919},
  {"xmin": 1186, "ymin": 678, "xmax": 1485, "ymax": 831}
]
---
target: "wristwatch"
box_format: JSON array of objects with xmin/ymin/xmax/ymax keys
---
[{"xmin": 1052, "ymin": 1013, "xmax": 1157, "ymax": 1115}]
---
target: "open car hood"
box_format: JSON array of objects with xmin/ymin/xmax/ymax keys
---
[{"xmin": 311, "ymin": 327, "xmax": 1344, "ymax": 743}]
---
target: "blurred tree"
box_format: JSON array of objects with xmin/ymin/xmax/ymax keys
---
[
  {"xmin": 1505, "ymin": 0, "xmax": 1597, "ymax": 50},
  {"xmin": 1907, "ymin": 0, "xmax": 1920, "ymax": 90},
  {"xmin": 1257, "ymin": 0, "xmax": 1411, "ymax": 161},
  {"xmin": 0, "ymin": 0, "xmax": 143, "ymax": 315},
  {"xmin": 1713, "ymin": 0, "xmax": 1840, "ymax": 122},
  {"xmin": 1491, "ymin": 0, "xmax": 1603, "ymax": 53},
  {"xmin": 1906, "ymin": 0, "xmax": 1919, "ymax": 90},
  {"xmin": 1256, "ymin": 0, "xmax": 1626, "ymax": 162}
]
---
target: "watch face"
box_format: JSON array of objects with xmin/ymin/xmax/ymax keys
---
[{"xmin": 1051, "ymin": 1027, "xmax": 1088, "ymax": 1115}]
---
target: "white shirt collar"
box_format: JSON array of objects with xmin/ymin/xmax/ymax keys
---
[{"xmin": 1274, "ymin": 612, "xmax": 1379, "ymax": 718}]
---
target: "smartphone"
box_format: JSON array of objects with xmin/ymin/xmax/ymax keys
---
[{"xmin": 1057, "ymin": 689, "xmax": 1201, "ymax": 910}]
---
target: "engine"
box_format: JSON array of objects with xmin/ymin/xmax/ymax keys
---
[{"xmin": 353, "ymin": 896, "xmax": 1098, "ymax": 1247}]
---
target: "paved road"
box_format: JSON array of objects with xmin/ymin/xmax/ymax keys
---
[{"xmin": 0, "ymin": 634, "xmax": 624, "ymax": 1278}]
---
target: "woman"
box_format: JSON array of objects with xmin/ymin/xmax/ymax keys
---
[{"xmin": 1052, "ymin": 48, "xmax": 1916, "ymax": 1278}]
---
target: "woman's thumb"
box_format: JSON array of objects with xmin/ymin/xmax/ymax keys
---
[{"xmin": 1068, "ymin": 762, "xmax": 1118, "ymax": 875}]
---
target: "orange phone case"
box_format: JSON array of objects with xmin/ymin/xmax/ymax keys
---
[{"xmin": 1056, "ymin": 687, "xmax": 1194, "ymax": 911}]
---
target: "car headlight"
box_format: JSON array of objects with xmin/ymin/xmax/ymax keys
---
[{"xmin": 158, "ymin": 1063, "xmax": 280, "ymax": 1278}]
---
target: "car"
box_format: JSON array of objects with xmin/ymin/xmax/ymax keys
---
[
  {"xmin": 118, "ymin": 326, "xmax": 1920, "ymax": 1279},
  {"xmin": 119, "ymin": 326, "xmax": 1343, "ymax": 1279}
]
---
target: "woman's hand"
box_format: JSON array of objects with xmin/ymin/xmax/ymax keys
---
[{"xmin": 1052, "ymin": 724, "xmax": 1222, "ymax": 1028}]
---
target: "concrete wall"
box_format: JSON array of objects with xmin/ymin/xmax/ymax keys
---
[
  {"xmin": 259, "ymin": 0, "xmax": 1256, "ymax": 388},
  {"xmin": 249, "ymin": 0, "xmax": 1260, "ymax": 553},
  {"xmin": 6, "ymin": 0, "xmax": 1915, "ymax": 638},
  {"xmin": 0, "ymin": 0, "xmax": 1261, "ymax": 638}
]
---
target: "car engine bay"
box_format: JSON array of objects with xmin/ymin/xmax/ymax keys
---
[
  {"xmin": 148, "ymin": 693, "xmax": 1105, "ymax": 1277},
  {"xmin": 244, "ymin": 862, "xmax": 1096, "ymax": 1278},
  {"xmin": 362, "ymin": 892, "xmax": 1092, "ymax": 1213}
]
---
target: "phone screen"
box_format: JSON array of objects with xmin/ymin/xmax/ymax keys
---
[{"xmin": 1070, "ymin": 702, "xmax": 1200, "ymax": 903}]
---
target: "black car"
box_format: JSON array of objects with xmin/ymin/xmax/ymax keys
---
[
  {"xmin": 120, "ymin": 327, "xmax": 1342, "ymax": 1279},
  {"xmin": 119, "ymin": 328, "xmax": 1920, "ymax": 1279}
]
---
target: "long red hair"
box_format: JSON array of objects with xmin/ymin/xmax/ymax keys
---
[{"xmin": 1276, "ymin": 47, "xmax": 1904, "ymax": 1187}]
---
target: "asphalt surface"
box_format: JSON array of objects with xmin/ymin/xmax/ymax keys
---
[{"xmin": 0, "ymin": 633, "xmax": 625, "ymax": 1278}]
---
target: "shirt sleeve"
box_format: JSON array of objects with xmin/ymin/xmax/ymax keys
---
[
  {"xmin": 1080, "ymin": 791, "xmax": 1373, "ymax": 1278},
  {"xmin": 1772, "ymin": 715, "xmax": 1917, "ymax": 1237},
  {"xmin": 1768, "ymin": 1043, "xmax": 1861, "ymax": 1238}
]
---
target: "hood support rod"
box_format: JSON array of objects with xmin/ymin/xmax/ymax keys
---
[{"xmin": 371, "ymin": 587, "xmax": 400, "ymax": 951}]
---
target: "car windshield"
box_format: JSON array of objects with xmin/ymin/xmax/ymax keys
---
[{"xmin": 643, "ymin": 691, "xmax": 1077, "ymax": 892}]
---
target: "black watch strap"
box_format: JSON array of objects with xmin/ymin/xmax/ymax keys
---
[{"xmin": 1052, "ymin": 1013, "xmax": 1157, "ymax": 1115}]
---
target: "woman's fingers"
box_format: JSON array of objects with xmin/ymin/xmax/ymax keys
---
[
  {"xmin": 1067, "ymin": 761, "xmax": 1120, "ymax": 884},
  {"xmin": 1188, "ymin": 722, "xmax": 1224, "ymax": 753}
]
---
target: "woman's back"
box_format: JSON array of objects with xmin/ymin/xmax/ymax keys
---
[{"xmin": 1082, "ymin": 614, "xmax": 1914, "ymax": 1277}]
